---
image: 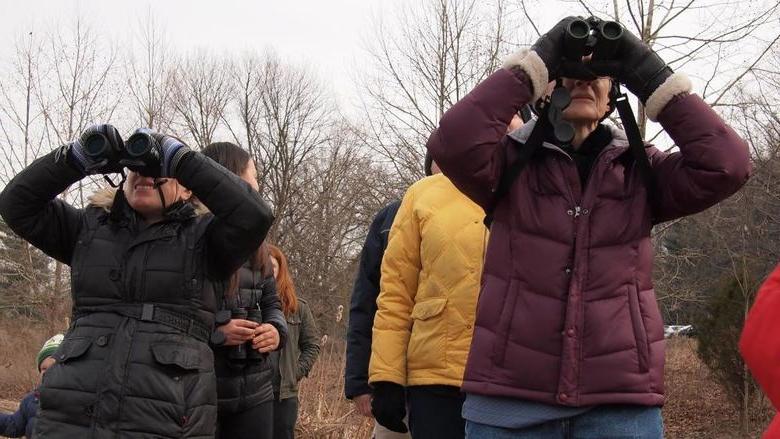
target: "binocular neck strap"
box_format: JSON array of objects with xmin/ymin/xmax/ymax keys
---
[
  {"xmin": 484, "ymin": 107, "xmax": 550, "ymax": 228},
  {"xmin": 153, "ymin": 179, "xmax": 168, "ymax": 211},
  {"xmin": 613, "ymin": 89, "xmax": 656, "ymax": 213}
]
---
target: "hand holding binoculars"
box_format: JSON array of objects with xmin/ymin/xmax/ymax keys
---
[
  {"xmin": 535, "ymin": 16, "xmax": 625, "ymax": 144},
  {"xmin": 223, "ymin": 307, "xmax": 266, "ymax": 361},
  {"xmin": 79, "ymin": 127, "xmax": 183, "ymax": 178}
]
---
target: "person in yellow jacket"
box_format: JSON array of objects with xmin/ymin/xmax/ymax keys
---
[{"xmin": 369, "ymin": 157, "xmax": 488, "ymax": 439}]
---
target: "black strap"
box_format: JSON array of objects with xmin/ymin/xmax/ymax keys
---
[
  {"xmin": 484, "ymin": 114, "xmax": 549, "ymax": 228},
  {"xmin": 519, "ymin": 105, "xmax": 534, "ymax": 123},
  {"xmin": 613, "ymin": 90, "xmax": 656, "ymax": 217},
  {"xmin": 485, "ymin": 87, "xmax": 655, "ymax": 228},
  {"xmin": 74, "ymin": 303, "xmax": 211, "ymax": 343}
]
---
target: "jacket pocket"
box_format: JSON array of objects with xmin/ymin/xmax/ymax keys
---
[
  {"xmin": 627, "ymin": 283, "xmax": 650, "ymax": 373},
  {"xmin": 151, "ymin": 343, "xmax": 207, "ymax": 372},
  {"xmin": 410, "ymin": 298, "xmax": 447, "ymax": 321},
  {"xmin": 53, "ymin": 336, "xmax": 92, "ymax": 364},
  {"xmin": 407, "ymin": 298, "xmax": 447, "ymax": 372},
  {"xmin": 150, "ymin": 342, "xmax": 214, "ymax": 429}
]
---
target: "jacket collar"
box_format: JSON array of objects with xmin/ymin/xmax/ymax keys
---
[
  {"xmin": 89, "ymin": 188, "xmax": 196, "ymax": 225},
  {"xmin": 507, "ymin": 120, "xmax": 631, "ymax": 160}
]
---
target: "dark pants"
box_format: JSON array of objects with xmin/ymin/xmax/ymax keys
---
[
  {"xmin": 407, "ymin": 385, "xmax": 466, "ymax": 439},
  {"xmin": 216, "ymin": 400, "xmax": 274, "ymax": 439},
  {"xmin": 273, "ymin": 396, "xmax": 299, "ymax": 439}
]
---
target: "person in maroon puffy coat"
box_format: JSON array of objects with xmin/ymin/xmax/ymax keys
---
[{"xmin": 427, "ymin": 16, "xmax": 752, "ymax": 438}]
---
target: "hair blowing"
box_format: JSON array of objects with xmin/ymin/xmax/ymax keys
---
[{"xmin": 268, "ymin": 244, "xmax": 298, "ymax": 317}]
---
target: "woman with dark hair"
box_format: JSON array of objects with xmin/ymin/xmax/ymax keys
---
[
  {"xmin": 267, "ymin": 244, "xmax": 320, "ymax": 439},
  {"xmin": 0, "ymin": 125, "xmax": 274, "ymax": 438},
  {"xmin": 201, "ymin": 141, "xmax": 288, "ymax": 439}
]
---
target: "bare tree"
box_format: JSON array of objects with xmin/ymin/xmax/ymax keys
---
[
  {"xmin": 223, "ymin": 53, "xmax": 265, "ymax": 163},
  {"xmin": 0, "ymin": 32, "xmax": 54, "ymax": 317},
  {"xmin": 0, "ymin": 31, "xmax": 47, "ymax": 185},
  {"xmin": 250, "ymin": 53, "xmax": 334, "ymax": 242},
  {"xmin": 279, "ymin": 122, "xmax": 396, "ymax": 331},
  {"xmin": 33, "ymin": 17, "xmax": 121, "ymax": 296},
  {"xmin": 359, "ymin": 0, "xmax": 514, "ymax": 184},
  {"xmin": 170, "ymin": 52, "xmax": 233, "ymax": 148},
  {"xmin": 126, "ymin": 10, "xmax": 175, "ymax": 131}
]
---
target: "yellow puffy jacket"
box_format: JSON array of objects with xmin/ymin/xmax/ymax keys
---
[{"xmin": 369, "ymin": 173, "xmax": 487, "ymax": 387}]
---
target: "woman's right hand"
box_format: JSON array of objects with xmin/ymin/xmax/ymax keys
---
[
  {"xmin": 531, "ymin": 16, "xmax": 581, "ymax": 81},
  {"xmin": 353, "ymin": 393, "xmax": 373, "ymax": 418},
  {"xmin": 69, "ymin": 124, "xmax": 124, "ymax": 175},
  {"xmin": 216, "ymin": 319, "xmax": 259, "ymax": 346}
]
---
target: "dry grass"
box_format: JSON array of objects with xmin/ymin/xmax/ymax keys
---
[
  {"xmin": 0, "ymin": 318, "xmax": 65, "ymax": 400},
  {"xmin": 663, "ymin": 337, "xmax": 773, "ymax": 438},
  {"xmin": 0, "ymin": 319, "xmax": 774, "ymax": 438},
  {"xmin": 296, "ymin": 338, "xmax": 373, "ymax": 438}
]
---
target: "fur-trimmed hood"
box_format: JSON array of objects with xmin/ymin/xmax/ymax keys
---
[
  {"xmin": 87, "ymin": 187, "xmax": 205, "ymax": 219},
  {"xmin": 88, "ymin": 187, "xmax": 118, "ymax": 211}
]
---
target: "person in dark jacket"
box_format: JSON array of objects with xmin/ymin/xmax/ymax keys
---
[
  {"xmin": 0, "ymin": 125, "xmax": 274, "ymax": 438},
  {"xmin": 427, "ymin": 16, "xmax": 751, "ymax": 438},
  {"xmin": 201, "ymin": 142, "xmax": 288, "ymax": 439},
  {"xmin": 345, "ymin": 200, "xmax": 406, "ymax": 439},
  {"xmin": 268, "ymin": 244, "xmax": 320, "ymax": 439},
  {"xmin": 344, "ymin": 200, "xmax": 400, "ymax": 406},
  {"xmin": 0, "ymin": 334, "xmax": 63, "ymax": 438}
]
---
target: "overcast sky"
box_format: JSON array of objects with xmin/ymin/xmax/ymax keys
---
[
  {"xmin": 0, "ymin": 0, "xmax": 416, "ymax": 107},
  {"xmin": 0, "ymin": 0, "xmax": 774, "ymax": 125}
]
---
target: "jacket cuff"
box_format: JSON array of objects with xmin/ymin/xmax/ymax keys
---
[
  {"xmin": 169, "ymin": 146, "xmax": 193, "ymax": 177},
  {"xmin": 645, "ymin": 72, "xmax": 692, "ymax": 122},
  {"xmin": 345, "ymin": 383, "xmax": 373, "ymax": 399},
  {"xmin": 271, "ymin": 320, "xmax": 287, "ymax": 351},
  {"xmin": 503, "ymin": 49, "xmax": 548, "ymax": 102}
]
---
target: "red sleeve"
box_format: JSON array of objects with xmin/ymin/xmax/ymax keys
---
[{"xmin": 740, "ymin": 264, "xmax": 780, "ymax": 411}]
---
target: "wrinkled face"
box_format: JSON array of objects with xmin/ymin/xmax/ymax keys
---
[
  {"xmin": 560, "ymin": 77, "xmax": 612, "ymax": 126},
  {"xmin": 271, "ymin": 256, "xmax": 280, "ymax": 280},
  {"xmin": 124, "ymin": 171, "xmax": 192, "ymax": 222},
  {"xmin": 239, "ymin": 160, "xmax": 260, "ymax": 192},
  {"xmin": 39, "ymin": 356, "xmax": 55, "ymax": 376}
]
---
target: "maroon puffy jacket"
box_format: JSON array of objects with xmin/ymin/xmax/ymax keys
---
[{"xmin": 427, "ymin": 61, "xmax": 751, "ymax": 407}]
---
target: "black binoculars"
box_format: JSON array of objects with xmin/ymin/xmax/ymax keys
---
[
  {"xmin": 80, "ymin": 128, "xmax": 168, "ymax": 177},
  {"xmin": 534, "ymin": 17, "xmax": 625, "ymax": 144},
  {"xmin": 563, "ymin": 17, "xmax": 623, "ymax": 63},
  {"xmin": 226, "ymin": 306, "xmax": 265, "ymax": 361}
]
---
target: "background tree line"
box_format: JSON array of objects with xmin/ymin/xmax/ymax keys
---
[{"xmin": 0, "ymin": 0, "xmax": 779, "ymax": 434}]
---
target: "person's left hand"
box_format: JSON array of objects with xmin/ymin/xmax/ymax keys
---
[
  {"xmin": 353, "ymin": 393, "xmax": 373, "ymax": 418},
  {"xmin": 251, "ymin": 323, "xmax": 280, "ymax": 353}
]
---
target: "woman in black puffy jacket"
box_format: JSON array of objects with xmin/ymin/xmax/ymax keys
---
[
  {"xmin": 0, "ymin": 125, "xmax": 274, "ymax": 438},
  {"xmin": 202, "ymin": 141, "xmax": 288, "ymax": 439}
]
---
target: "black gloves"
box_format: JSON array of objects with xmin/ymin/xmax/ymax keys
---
[
  {"xmin": 532, "ymin": 16, "xmax": 673, "ymax": 104},
  {"xmin": 530, "ymin": 16, "xmax": 580, "ymax": 82},
  {"xmin": 125, "ymin": 128, "xmax": 191, "ymax": 178},
  {"xmin": 371, "ymin": 381, "xmax": 408, "ymax": 433},
  {"xmin": 587, "ymin": 22, "xmax": 673, "ymax": 104},
  {"xmin": 67, "ymin": 126, "xmax": 192, "ymax": 178}
]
